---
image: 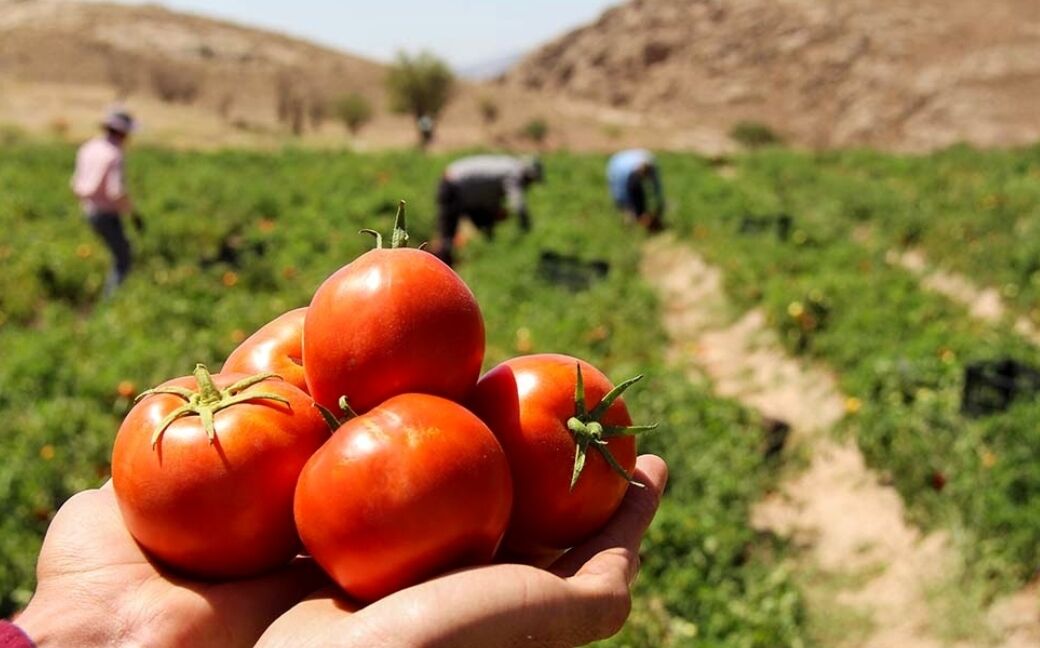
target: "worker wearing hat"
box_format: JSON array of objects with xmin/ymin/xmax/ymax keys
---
[{"xmin": 71, "ymin": 108, "xmax": 139, "ymax": 295}]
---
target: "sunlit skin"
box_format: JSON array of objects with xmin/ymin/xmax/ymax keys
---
[
  {"xmin": 223, "ymin": 307, "xmax": 308, "ymax": 393},
  {"xmin": 261, "ymin": 455, "xmax": 668, "ymax": 648},
  {"xmin": 294, "ymin": 393, "xmax": 512, "ymax": 603},
  {"xmin": 14, "ymin": 456, "xmax": 666, "ymax": 648}
]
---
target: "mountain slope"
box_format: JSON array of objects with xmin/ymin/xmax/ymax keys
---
[
  {"xmin": 505, "ymin": 0, "xmax": 1040, "ymax": 150},
  {"xmin": 0, "ymin": 0, "xmax": 384, "ymax": 121}
]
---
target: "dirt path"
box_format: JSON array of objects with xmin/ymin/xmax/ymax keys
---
[
  {"xmin": 893, "ymin": 249, "xmax": 1040, "ymax": 346},
  {"xmin": 641, "ymin": 234, "xmax": 1003, "ymax": 647}
]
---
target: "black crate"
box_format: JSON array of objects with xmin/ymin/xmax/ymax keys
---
[{"xmin": 961, "ymin": 359, "xmax": 1040, "ymax": 417}]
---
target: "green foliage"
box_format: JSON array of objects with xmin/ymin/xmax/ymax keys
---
[
  {"xmin": 520, "ymin": 117, "xmax": 549, "ymax": 144},
  {"xmin": 385, "ymin": 51, "xmax": 455, "ymax": 120},
  {"xmin": 730, "ymin": 121, "xmax": 784, "ymax": 149},
  {"xmin": 0, "ymin": 144, "xmax": 809, "ymax": 647},
  {"xmin": 0, "ymin": 122, "xmax": 28, "ymax": 146},
  {"xmin": 659, "ymin": 147, "xmax": 1040, "ymax": 596},
  {"xmin": 334, "ymin": 93, "xmax": 374, "ymax": 135}
]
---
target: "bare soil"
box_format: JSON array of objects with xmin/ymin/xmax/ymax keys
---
[
  {"xmin": 892, "ymin": 249, "xmax": 1040, "ymax": 346},
  {"xmin": 0, "ymin": 0, "xmax": 727, "ymax": 152},
  {"xmin": 642, "ymin": 233, "xmax": 1037, "ymax": 647},
  {"xmin": 506, "ymin": 0, "xmax": 1040, "ymax": 152}
]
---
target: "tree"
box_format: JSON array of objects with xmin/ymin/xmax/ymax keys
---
[
  {"xmin": 520, "ymin": 117, "xmax": 549, "ymax": 145},
  {"xmin": 386, "ymin": 51, "xmax": 455, "ymax": 146},
  {"xmin": 335, "ymin": 93, "xmax": 373, "ymax": 136},
  {"xmin": 274, "ymin": 71, "xmax": 306, "ymax": 136}
]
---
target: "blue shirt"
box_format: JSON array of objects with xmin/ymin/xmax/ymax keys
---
[{"xmin": 606, "ymin": 149, "xmax": 663, "ymax": 211}]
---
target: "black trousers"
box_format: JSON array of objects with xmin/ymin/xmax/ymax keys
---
[
  {"xmin": 434, "ymin": 179, "xmax": 499, "ymax": 266},
  {"xmin": 87, "ymin": 212, "xmax": 132, "ymax": 294}
]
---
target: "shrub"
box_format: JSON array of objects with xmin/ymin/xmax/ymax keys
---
[
  {"xmin": 729, "ymin": 121, "xmax": 783, "ymax": 148},
  {"xmin": 274, "ymin": 71, "xmax": 306, "ymax": 136},
  {"xmin": 335, "ymin": 93, "xmax": 373, "ymax": 135},
  {"xmin": 520, "ymin": 117, "xmax": 549, "ymax": 145}
]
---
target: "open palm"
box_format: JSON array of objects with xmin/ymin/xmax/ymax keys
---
[
  {"xmin": 258, "ymin": 455, "xmax": 668, "ymax": 648},
  {"xmin": 15, "ymin": 483, "xmax": 326, "ymax": 648}
]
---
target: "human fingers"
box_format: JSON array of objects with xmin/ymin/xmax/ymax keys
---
[
  {"xmin": 35, "ymin": 486, "xmax": 146, "ymax": 580},
  {"xmin": 261, "ymin": 563, "xmax": 631, "ymax": 648},
  {"xmin": 209, "ymin": 560, "xmax": 334, "ymax": 647},
  {"xmin": 550, "ymin": 454, "xmax": 668, "ymax": 581}
]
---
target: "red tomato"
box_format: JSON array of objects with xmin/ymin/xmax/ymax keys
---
[
  {"xmin": 468, "ymin": 354, "xmax": 649, "ymax": 557},
  {"xmin": 294, "ymin": 393, "xmax": 512, "ymax": 602},
  {"xmin": 223, "ymin": 307, "xmax": 308, "ymax": 393},
  {"xmin": 112, "ymin": 364, "xmax": 329, "ymax": 578},
  {"xmin": 303, "ymin": 204, "xmax": 485, "ymax": 414}
]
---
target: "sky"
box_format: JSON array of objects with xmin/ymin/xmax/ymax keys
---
[{"xmin": 118, "ymin": 0, "xmax": 619, "ymax": 69}]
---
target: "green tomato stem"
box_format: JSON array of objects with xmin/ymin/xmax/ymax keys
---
[
  {"xmin": 566, "ymin": 363, "xmax": 655, "ymax": 490},
  {"xmin": 135, "ymin": 365, "xmax": 289, "ymax": 449}
]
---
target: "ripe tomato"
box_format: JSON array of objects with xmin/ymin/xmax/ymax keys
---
[
  {"xmin": 112, "ymin": 364, "xmax": 329, "ymax": 578},
  {"xmin": 468, "ymin": 354, "xmax": 651, "ymax": 557},
  {"xmin": 294, "ymin": 393, "xmax": 512, "ymax": 602},
  {"xmin": 223, "ymin": 307, "xmax": 308, "ymax": 393},
  {"xmin": 303, "ymin": 203, "xmax": 485, "ymax": 414}
]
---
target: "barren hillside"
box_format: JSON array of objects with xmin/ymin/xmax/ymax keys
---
[
  {"xmin": 0, "ymin": 0, "xmax": 692, "ymax": 151},
  {"xmin": 505, "ymin": 0, "xmax": 1040, "ymax": 151},
  {"xmin": 0, "ymin": 0, "xmax": 385, "ymax": 127}
]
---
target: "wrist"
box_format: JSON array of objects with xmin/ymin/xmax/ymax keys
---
[{"xmin": 14, "ymin": 593, "xmax": 111, "ymax": 648}]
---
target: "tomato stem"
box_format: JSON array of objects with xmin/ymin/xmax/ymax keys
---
[
  {"xmin": 391, "ymin": 200, "xmax": 409, "ymax": 249},
  {"xmin": 567, "ymin": 363, "xmax": 657, "ymax": 490},
  {"xmin": 194, "ymin": 363, "xmax": 221, "ymax": 403},
  {"xmin": 313, "ymin": 396, "xmax": 359, "ymax": 432},
  {"xmin": 135, "ymin": 365, "xmax": 291, "ymax": 449},
  {"xmin": 359, "ymin": 200, "xmax": 412, "ymax": 250},
  {"xmin": 359, "ymin": 229, "xmax": 383, "ymax": 248}
]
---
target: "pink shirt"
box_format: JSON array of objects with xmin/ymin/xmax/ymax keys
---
[{"xmin": 71, "ymin": 136, "xmax": 127, "ymax": 215}]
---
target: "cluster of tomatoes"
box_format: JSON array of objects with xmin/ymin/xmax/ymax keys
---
[{"xmin": 111, "ymin": 204, "xmax": 652, "ymax": 603}]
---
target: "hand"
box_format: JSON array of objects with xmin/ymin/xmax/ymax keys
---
[
  {"xmin": 14, "ymin": 483, "xmax": 326, "ymax": 648},
  {"xmin": 257, "ymin": 454, "xmax": 668, "ymax": 648}
]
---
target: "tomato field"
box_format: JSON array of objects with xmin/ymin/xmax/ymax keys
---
[{"xmin": 2, "ymin": 141, "xmax": 1039, "ymax": 645}]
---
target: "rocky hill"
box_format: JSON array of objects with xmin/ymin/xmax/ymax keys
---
[
  {"xmin": 0, "ymin": 0, "xmax": 385, "ymax": 130},
  {"xmin": 505, "ymin": 0, "xmax": 1040, "ymax": 151},
  {"xmin": 0, "ymin": 0, "xmax": 673, "ymax": 151}
]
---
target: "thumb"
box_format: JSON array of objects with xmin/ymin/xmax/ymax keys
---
[{"xmin": 550, "ymin": 454, "xmax": 668, "ymax": 582}]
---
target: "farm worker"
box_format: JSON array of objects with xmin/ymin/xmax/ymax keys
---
[
  {"xmin": 417, "ymin": 114, "xmax": 435, "ymax": 149},
  {"xmin": 4, "ymin": 457, "xmax": 667, "ymax": 647},
  {"xmin": 606, "ymin": 149, "xmax": 665, "ymax": 232},
  {"xmin": 71, "ymin": 108, "xmax": 140, "ymax": 296},
  {"xmin": 431, "ymin": 154, "xmax": 544, "ymax": 266}
]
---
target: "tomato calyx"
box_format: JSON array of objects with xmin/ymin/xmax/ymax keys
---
[
  {"xmin": 360, "ymin": 200, "xmax": 412, "ymax": 249},
  {"xmin": 135, "ymin": 364, "xmax": 291, "ymax": 449},
  {"xmin": 313, "ymin": 395, "xmax": 359, "ymax": 432},
  {"xmin": 566, "ymin": 364, "xmax": 657, "ymax": 490}
]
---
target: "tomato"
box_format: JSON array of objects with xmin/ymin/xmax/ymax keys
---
[
  {"xmin": 294, "ymin": 393, "xmax": 512, "ymax": 602},
  {"xmin": 223, "ymin": 307, "xmax": 308, "ymax": 393},
  {"xmin": 111, "ymin": 364, "xmax": 329, "ymax": 578},
  {"xmin": 303, "ymin": 203, "xmax": 484, "ymax": 414},
  {"xmin": 468, "ymin": 354, "xmax": 651, "ymax": 557}
]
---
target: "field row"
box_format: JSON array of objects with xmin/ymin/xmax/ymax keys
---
[
  {"xmin": 659, "ymin": 150, "xmax": 1040, "ymax": 593},
  {"xmin": 0, "ymin": 145, "xmax": 808, "ymax": 646}
]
